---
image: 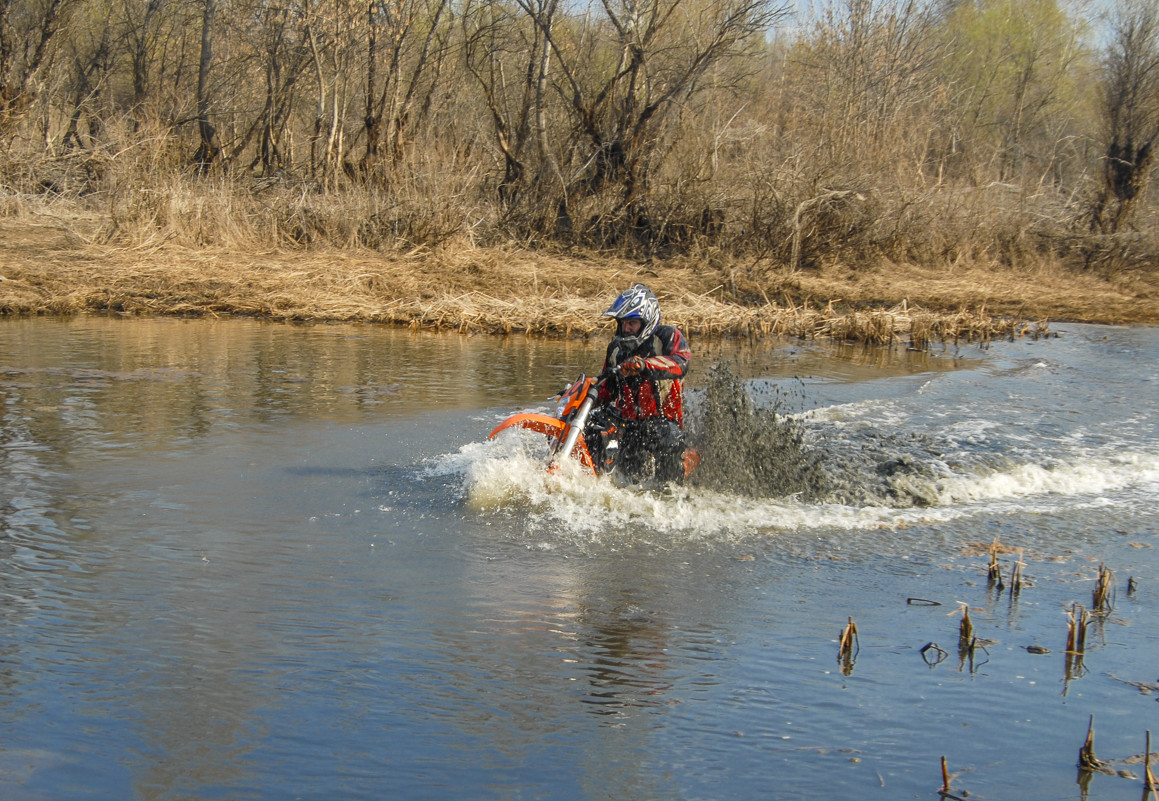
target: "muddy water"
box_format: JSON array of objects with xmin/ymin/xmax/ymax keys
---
[{"xmin": 1, "ymin": 317, "xmax": 1157, "ymax": 801}]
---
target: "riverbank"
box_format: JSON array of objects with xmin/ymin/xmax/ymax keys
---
[{"xmin": 1, "ymin": 211, "xmax": 1156, "ymax": 345}]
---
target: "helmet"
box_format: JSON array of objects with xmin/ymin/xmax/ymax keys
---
[{"xmin": 602, "ymin": 283, "xmax": 660, "ymax": 349}]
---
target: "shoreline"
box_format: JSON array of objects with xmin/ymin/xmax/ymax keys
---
[{"xmin": 1, "ymin": 215, "xmax": 1156, "ymax": 345}]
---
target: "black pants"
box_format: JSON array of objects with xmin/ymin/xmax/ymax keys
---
[{"xmin": 589, "ymin": 414, "xmax": 685, "ymax": 484}]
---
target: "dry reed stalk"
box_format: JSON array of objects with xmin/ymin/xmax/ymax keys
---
[
  {"xmin": 1092, "ymin": 563, "xmax": 1115, "ymax": 614},
  {"xmin": 1079, "ymin": 715, "xmax": 1107, "ymax": 772},
  {"xmin": 910, "ymin": 312, "xmax": 934, "ymax": 350},
  {"xmin": 1148, "ymin": 731, "xmax": 1156, "ymax": 794},
  {"xmin": 838, "ymin": 617, "xmax": 859, "ymax": 674},
  {"xmin": 1008, "ymin": 549, "xmax": 1025, "ymax": 596},
  {"xmin": 1066, "ymin": 604, "xmax": 1090, "ymax": 655},
  {"xmin": 956, "ymin": 602, "xmax": 973, "ymax": 646},
  {"xmin": 936, "ymin": 756, "xmax": 967, "ymax": 800},
  {"xmin": 987, "ymin": 538, "xmax": 1002, "ymax": 583}
]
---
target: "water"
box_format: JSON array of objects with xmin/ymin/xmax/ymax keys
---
[{"xmin": 1, "ymin": 317, "xmax": 1157, "ymax": 801}]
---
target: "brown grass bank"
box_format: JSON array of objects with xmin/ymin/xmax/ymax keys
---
[{"xmin": 1, "ymin": 210, "xmax": 1156, "ymax": 347}]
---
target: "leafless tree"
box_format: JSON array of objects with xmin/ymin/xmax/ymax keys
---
[
  {"xmin": 303, "ymin": 0, "xmax": 361, "ymax": 184},
  {"xmin": 463, "ymin": 0, "xmax": 561, "ymax": 215},
  {"xmin": 361, "ymin": 0, "xmax": 453, "ymax": 179},
  {"xmin": 193, "ymin": 0, "xmax": 221, "ymax": 167},
  {"xmin": 0, "ymin": 0, "xmax": 76, "ymax": 136},
  {"xmin": 1091, "ymin": 0, "xmax": 1159, "ymax": 235},
  {"xmin": 221, "ymin": 0, "xmax": 314, "ymax": 173},
  {"xmin": 58, "ymin": 12, "xmax": 114, "ymax": 150},
  {"xmin": 799, "ymin": 0, "xmax": 944, "ymax": 172},
  {"xmin": 522, "ymin": 0, "xmax": 790, "ymax": 247}
]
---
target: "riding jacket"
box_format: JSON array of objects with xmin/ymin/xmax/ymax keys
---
[{"xmin": 598, "ymin": 324, "xmax": 690, "ymax": 426}]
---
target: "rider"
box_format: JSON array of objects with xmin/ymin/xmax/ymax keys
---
[{"xmin": 593, "ymin": 284, "xmax": 691, "ymax": 484}]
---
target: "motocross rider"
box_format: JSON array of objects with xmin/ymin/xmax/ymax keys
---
[{"xmin": 593, "ymin": 284, "xmax": 691, "ymax": 484}]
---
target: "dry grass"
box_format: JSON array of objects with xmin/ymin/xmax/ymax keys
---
[{"xmin": 1, "ymin": 204, "xmax": 1156, "ymax": 344}]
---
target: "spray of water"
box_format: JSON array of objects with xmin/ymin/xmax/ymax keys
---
[{"xmin": 685, "ymin": 362, "xmax": 828, "ymax": 501}]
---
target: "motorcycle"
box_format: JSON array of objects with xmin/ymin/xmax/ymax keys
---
[{"xmin": 488, "ymin": 369, "xmax": 699, "ymax": 487}]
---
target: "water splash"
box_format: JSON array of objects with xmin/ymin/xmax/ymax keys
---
[
  {"xmin": 440, "ymin": 356, "xmax": 1159, "ymax": 544},
  {"xmin": 685, "ymin": 361, "xmax": 827, "ymax": 501}
]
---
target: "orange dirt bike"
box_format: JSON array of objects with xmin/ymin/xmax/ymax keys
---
[{"xmin": 488, "ymin": 369, "xmax": 700, "ymax": 486}]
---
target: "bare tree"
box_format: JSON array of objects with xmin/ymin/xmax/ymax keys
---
[
  {"xmin": 128, "ymin": 0, "xmax": 163, "ymax": 111},
  {"xmin": 0, "ymin": 0, "xmax": 75, "ymax": 137},
  {"xmin": 193, "ymin": 0, "xmax": 221, "ymax": 167},
  {"xmin": 935, "ymin": 0, "xmax": 1087, "ymax": 186},
  {"xmin": 1091, "ymin": 0, "xmax": 1159, "ymax": 235},
  {"xmin": 361, "ymin": 0, "xmax": 452, "ymax": 178},
  {"xmin": 58, "ymin": 12, "xmax": 114, "ymax": 150},
  {"xmin": 463, "ymin": 0, "xmax": 560, "ymax": 213},
  {"xmin": 303, "ymin": 0, "xmax": 361, "ymax": 184},
  {"xmin": 529, "ymin": 0, "xmax": 790, "ymax": 245},
  {"xmin": 799, "ymin": 0, "xmax": 945, "ymax": 172},
  {"xmin": 220, "ymin": 0, "xmax": 314, "ymax": 173}
]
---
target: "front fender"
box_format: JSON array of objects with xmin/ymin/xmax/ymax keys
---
[
  {"xmin": 489, "ymin": 413, "xmax": 596, "ymax": 474},
  {"xmin": 489, "ymin": 413, "xmax": 567, "ymax": 440}
]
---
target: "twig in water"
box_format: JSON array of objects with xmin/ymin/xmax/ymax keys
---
[
  {"xmin": 920, "ymin": 642, "xmax": 948, "ymax": 667},
  {"xmin": 907, "ymin": 598, "xmax": 942, "ymax": 606},
  {"xmin": 937, "ymin": 755, "xmax": 967, "ymax": 800}
]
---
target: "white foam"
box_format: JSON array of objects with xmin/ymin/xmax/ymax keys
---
[
  {"xmin": 927, "ymin": 450, "xmax": 1159, "ymax": 505},
  {"xmin": 806, "ymin": 399, "xmax": 907, "ymax": 425},
  {"xmin": 433, "ymin": 430, "xmax": 1159, "ymax": 543}
]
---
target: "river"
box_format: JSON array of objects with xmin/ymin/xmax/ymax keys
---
[{"xmin": 1, "ymin": 316, "xmax": 1156, "ymax": 800}]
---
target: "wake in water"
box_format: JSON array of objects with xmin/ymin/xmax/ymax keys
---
[{"xmin": 432, "ymin": 356, "xmax": 1159, "ymax": 542}]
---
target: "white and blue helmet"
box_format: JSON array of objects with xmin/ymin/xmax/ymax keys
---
[{"xmin": 603, "ymin": 283, "xmax": 660, "ymax": 349}]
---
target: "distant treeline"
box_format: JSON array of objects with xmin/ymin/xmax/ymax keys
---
[{"xmin": 1, "ymin": 0, "xmax": 1156, "ymax": 276}]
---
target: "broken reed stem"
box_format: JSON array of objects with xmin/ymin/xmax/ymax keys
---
[
  {"xmin": 1079, "ymin": 714, "xmax": 1104, "ymax": 771},
  {"xmin": 1092, "ymin": 563, "xmax": 1115, "ymax": 614},
  {"xmin": 1077, "ymin": 605, "xmax": 1089, "ymax": 653},
  {"xmin": 987, "ymin": 538, "xmax": 1002, "ymax": 583},
  {"xmin": 1008, "ymin": 549, "xmax": 1024, "ymax": 596},
  {"xmin": 1147, "ymin": 730, "xmax": 1156, "ymax": 794},
  {"xmin": 957, "ymin": 603, "xmax": 973, "ymax": 646},
  {"xmin": 920, "ymin": 641, "xmax": 948, "ymax": 666},
  {"xmin": 839, "ymin": 617, "xmax": 860, "ymax": 661},
  {"xmin": 941, "ymin": 755, "xmax": 950, "ymax": 792},
  {"xmin": 1066, "ymin": 603, "xmax": 1090, "ymax": 655}
]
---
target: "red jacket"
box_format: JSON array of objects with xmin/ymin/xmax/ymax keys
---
[{"xmin": 597, "ymin": 324, "xmax": 690, "ymax": 426}]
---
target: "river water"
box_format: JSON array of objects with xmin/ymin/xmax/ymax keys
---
[{"xmin": 1, "ymin": 317, "xmax": 1156, "ymax": 801}]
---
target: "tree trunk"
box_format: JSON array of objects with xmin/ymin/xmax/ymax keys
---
[{"xmin": 194, "ymin": 0, "xmax": 221, "ymax": 170}]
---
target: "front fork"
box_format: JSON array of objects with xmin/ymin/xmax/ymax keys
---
[{"xmin": 550, "ymin": 394, "xmax": 596, "ymax": 470}]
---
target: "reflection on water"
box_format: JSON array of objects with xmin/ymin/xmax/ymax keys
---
[
  {"xmin": 0, "ymin": 317, "xmax": 609, "ymax": 439},
  {"xmin": 0, "ymin": 317, "xmax": 1157, "ymax": 801}
]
